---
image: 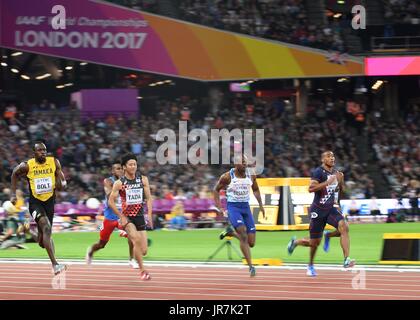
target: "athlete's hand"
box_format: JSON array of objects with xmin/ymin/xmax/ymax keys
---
[
  {"xmin": 335, "ymin": 171, "xmax": 344, "ymax": 184},
  {"xmin": 119, "ymin": 216, "xmax": 128, "ymax": 229},
  {"xmin": 217, "ymin": 207, "xmax": 227, "ymax": 218},
  {"xmin": 326, "ymin": 175, "xmax": 337, "ymax": 185},
  {"xmin": 260, "ymin": 206, "xmax": 266, "ymax": 219}
]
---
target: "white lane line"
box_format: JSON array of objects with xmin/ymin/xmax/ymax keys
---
[
  {"xmin": 0, "ymin": 277, "xmax": 419, "ymax": 296},
  {"xmin": 1, "ymin": 259, "xmax": 419, "ymax": 272},
  {"xmin": 1, "ymin": 268, "xmax": 420, "ymax": 283},
  {"xmin": 0, "ymin": 284, "xmax": 320, "ymax": 300}
]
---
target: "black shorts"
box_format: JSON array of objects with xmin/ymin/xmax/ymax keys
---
[
  {"xmin": 29, "ymin": 196, "xmax": 55, "ymax": 226},
  {"xmin": 127, "ymin": 214, "xmax": 147, "ymax": 231},
  {"xmin": 309, "ymin": 205, "xmax": 344, "ymax": 239}
]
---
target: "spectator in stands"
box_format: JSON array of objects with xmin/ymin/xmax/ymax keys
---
[
  {"xmin": 0, "ymin": 204, "xmax": 26, "ymax": 250},
  {"xmin": 348, "ymin": 197, "xmax": 360, "ymax": 216},
  {"xmin": 369, "ymin": 196, "xmax": 381, "ymax": 222},
  {"xmin": 169, "ymin": 201, "xmax": 187, "ymax": 230}
]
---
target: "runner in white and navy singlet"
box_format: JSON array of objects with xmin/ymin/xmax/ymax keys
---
[
  {"xmin": 309, "ymin": 165, "xmax": 344, "ymax": 239},
  {"xmin": 214, "ymin": 155, "xmax": 265, "ymax": 277},
  {"xmin": 226, "ymin": 168, "xmax": 255, "ymax": 233},
  {"xmin": 287, "ymin": 151, "xmax": 356, "ymax": 276}
]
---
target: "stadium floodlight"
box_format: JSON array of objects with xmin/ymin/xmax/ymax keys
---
[
  {"xmin": 372, "ymin": 80, "xmax": 384, "ymax": 90},
  {"xmin": 65, "ymin": 66, "xmax": 73, "ymax": 70},
  {"xmin": 36, "ymin": 73, "xmax": 51, "ymax": 80},
  {"xmin": 1, "ymin": 62, "xmax": 7, "ymax": 67},
  {"xmin": 20, "ymin": 75, "xmax": 30, "ymax": 80},
  {"xmin": 80, "ymin": 62, "xmax": 88, "ymax": 66},
  {"xmin": 11, "ymin": 68, "xmax": 19, "ymax": 73},
  {"xmin": 11, "ymin": 52, "xmax": 23, "ymax": 57}
]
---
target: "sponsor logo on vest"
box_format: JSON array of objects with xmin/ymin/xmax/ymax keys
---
[{"xmin": 311, "ymin": 212, "xmax": 318, "ymax": 219}]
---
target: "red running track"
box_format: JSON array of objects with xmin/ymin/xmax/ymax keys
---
[{"xmin": 0, "ymin": 263, "xmax": 420, "ymax": 300}]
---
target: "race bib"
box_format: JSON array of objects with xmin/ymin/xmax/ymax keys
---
[
  {"xmin": 126, "ymin": 188, "xmax": 143, "ymax": 205},
  {"xmin": 34, "ymin": 177, "xmax": 53, "ymax": 194}
]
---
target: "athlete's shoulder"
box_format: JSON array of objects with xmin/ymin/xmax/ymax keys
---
[
  {"xmin": 310, "ymin": 166, "xmax": 324, "ymax": 180},
  {"xmin": 104, "ymin": 176, "xmax": 114, "ymax": 184}
]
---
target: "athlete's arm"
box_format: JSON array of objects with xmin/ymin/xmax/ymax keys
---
[
  {"xmin": 108, "ymin": 180, "xmax": 127, "ymax": 227},
  {"xmin": 103, "ymin": 178, "xmax": 113, "ymax": 199},
  {"xmin": 54, "ymin": 158, "xmax": 67, "ymax": 190},
  {"xmin": 213, "ymin": 172, "xmax": 230, "ymax": 215},
  {"xmin": 142, "ymin": 176, "xmax": 153, "ymax": 229},
  {"xmin": 308, "ymin": 175, "xmax": 336, "ymax": 193},
  {"xmin": 11, "ymin": 162, "xmax": 29, "ymax": 201},
  {"xmin": 336, "ymin": 171, "xmax": 345, "ymax": 192},
  {"xmin": 251, "ymin": 176, "xmax": 265, "ymax": 218}
]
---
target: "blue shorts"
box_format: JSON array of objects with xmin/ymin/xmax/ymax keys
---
[
  {"xmin": 227, "ymin": 202, "xmax": 256, "ymax": 234},
  {"xmin": 309, "ymin": 205, "xmax": 344, "ymax": 239}
]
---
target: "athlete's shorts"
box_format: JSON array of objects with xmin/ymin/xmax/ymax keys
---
[
  {"xmin": 99, "ymin": 218, "xmax": 123, "ymax": 242},
  {"xmin": 126, "ymin": 214, "xmax": 147, "ymax": 231},
  {"xmin": 226, "ymin": 202, "xmax": 256, "ymax": 234},
  {"xmin": 309, "ymin": 205, "xmax": 344, "ymax": 239},
  {"xmin": 29, "ymin": 196, "xmax": 55, "ymax": 226}
]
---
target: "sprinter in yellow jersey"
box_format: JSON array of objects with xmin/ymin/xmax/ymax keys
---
[{"xmin": 11, "ymin": 142, "xmax": 67, "ymax": 275}]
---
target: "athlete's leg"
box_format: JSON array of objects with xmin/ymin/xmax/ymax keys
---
[
  {"xmin": 125, "ymin": 223, "xmax": 146, "ymax": 272},
  {"xmin": 87, "ymin": 219, "xmax": 117, "ymax": 263},
  {"xmin": 327, "ymin": 209, "xmax": 354, "ymax": 267},
  {"xmin": 37, "ymin": 224, "xmax": 44, "ymax": 248},
  {"xmin": 88, "ymin": 240, "xmax": 108, "ymax": 258},
  {"xmin": 338, "ymin": 219, "xmax": 350, "ymax": 258},
  {"xmin": 242, "ymin": 206, "xmax": 256, "ymax": 248},
  {"xmin": 235, "ymin": 225, "xmax": 252, "ymax": 268},
  {"xmin": 37, "ymin": 216, "xmax": 58, "ymax": 266},
  {"xmin": 128, "ymin": 238, "xmax": 134, "ymax": 260},
  {"xmin": 325, "ymin": 229, "xmax": 341, "ymax": 238},
  {"xmin": 309, "ymin": 238, "xmax": 322, "ymax": 266},
  {"xmin": 247, "ymin": 232, "xmax": 255, "ymax": 248},
  {"xmin": 137, "ymin": 230, "xmax": 148, "ymax": 256}
]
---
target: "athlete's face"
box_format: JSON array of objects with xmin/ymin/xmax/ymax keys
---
[
  {"xmin": 124, "ymin": 159, "xmax": 137, "ymax": 176},
  {"xmin": 34, "ymin": 144, "xmax": 47, "ymax": 163},
  {"xmin": 322, "ymin": 152, "xmax": 335, "ymax": 167},
  {"xmin": 234, "ymin": 155, "xmax": 247, "ymax": 172},
  {"xmin": 112, "ymin": 164, "xmax": 123, "ymax": 178}
]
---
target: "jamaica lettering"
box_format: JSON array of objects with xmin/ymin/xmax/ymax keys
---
[{"xmin": 33, "ymin": 168, "xmax": 53, "ymax": 176}]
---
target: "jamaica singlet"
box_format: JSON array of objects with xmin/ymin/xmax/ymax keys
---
[
  {"xmin": 119, "ymin": 174, "xmax": 145, "ymax": 217},
  {"xmin": 26, "ymin": 156, "xmax": 56, "ymax": 202}
]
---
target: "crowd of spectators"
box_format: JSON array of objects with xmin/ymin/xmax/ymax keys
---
[
  {"xmin": 0, "ymin": 91, "xmax": 378, "ymax": 204},
  {"xmin": 178, "ymin": 0, "xmax": 346, "ymax": 52},
  {"xmin": 370, "ymin": 103, "xmax": 420, "ymax": 199},
  {"xmin": 383, "ymin": 0, "xmax": 420, "ymax": 25},
  {"xmin": 107, "ymin": 0, "xmax": 158, "ymax": 13}
]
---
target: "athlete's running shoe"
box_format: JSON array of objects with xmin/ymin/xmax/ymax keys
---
[
  {"xmin": 140, "ymin": 270, "xmax": 151, "ymax": 281},
  {"xmin": 129, "ymin": 259, "xmax": 140, "ymax": 269},
  {"xmin": 249, "ymin": 266, "xmax": 256, "ymax": 277},
  {"xmin": 323, "ymin": 231, "xmax": 331, "ymax": 252},
  {"xmin": 219, "ymin": 225, "xmax": 235, "ymax": 240},
  {"xmin": 344, "ymin": 257, "xmax": 356, "ymax": 268},
  {"xmin": 53, "ymin": 264, "xmax": 67, "ymax": 275},
  {"xmin": 85, "ymin": 246, "xmax": 92, "ymax": 265},
  {"xmin": 306, "ymin": 265, "xmax": 317, "ymax": 277},
  {"xmin": 287, "ymin": 236, "xmax": 297, "ymax": 255}
]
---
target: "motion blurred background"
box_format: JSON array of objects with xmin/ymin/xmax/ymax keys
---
[{"xmin": 0, "ymin": 0, "xmax": 418, "ymax": 264}]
